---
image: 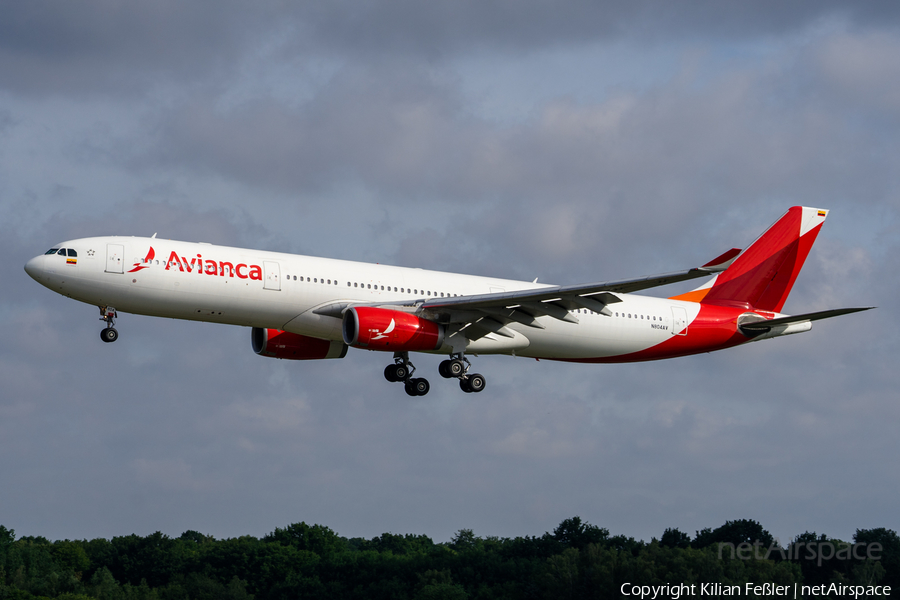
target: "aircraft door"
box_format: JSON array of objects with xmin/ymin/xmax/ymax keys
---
[
  {"xmin": 671, "ymin": 306, "xmax": 688, "ymax": 336},
  {"xmin": 263, "ymin": 261, "xmax": 281, "ymax": 291},
  {"xmin": 105, "ymin": 244, "xmax": 124, "ymax": 274}
]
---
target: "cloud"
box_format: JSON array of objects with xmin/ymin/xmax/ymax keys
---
[{"xmin": 3, "ymin": 1, "xmax": 898, "ymax": 97}]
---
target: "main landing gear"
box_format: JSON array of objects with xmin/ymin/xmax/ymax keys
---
[
  {"xmin": 99, "ymin": 306, "xmax": 118, "ymax": 343},
  {"xmin": 384, "ymin": 352, "xmax": 431, "ymax": 396},
  {"xmin": 438, "ymin": 354, "xmax": 486, "ymax": 394},
  {"xmin": 384, "ymin": 352, "xmax": 487, "ymax": 396}
]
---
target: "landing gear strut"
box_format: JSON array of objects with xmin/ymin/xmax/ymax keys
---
[
  {"xmin": 439, "ymin": 353, "xmax": 486, "ymax": 393},
  {"xmin": 99, "ymin": 306, "xmax": 118, "ymax": 343},
  {"xmin": 384, "ymin": 352, "xmax": 430, "ymax": 396}
]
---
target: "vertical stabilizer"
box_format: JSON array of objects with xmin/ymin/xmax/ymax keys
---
[{"xmin": 687, "ymin": 207, "xmax": 827, "ymax": 312}]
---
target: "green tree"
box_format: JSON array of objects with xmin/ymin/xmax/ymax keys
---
[
  {"xmin": 694, "ymin": 519, "xmax": 774, "ymax": 550},
  {"xmin": 854, "ymin": 528, "xmax": 899, "ymax": 591},
  {"xmin": 52, "ymin": 540, "xmax": 91, "ymax": 576},
  {"xmin": 415, "ymin": 569, "xmax": 467, "ymax": 600},
  {"xmin": 660, "ymin": 528, "xmax": 691, "ymax": 549},
  {"xmin": 90, "ymin": 566, "xmax": 125, "ymax": 600},
  {"xmin": 552, "ymin": 517, "xmax": 609, "ymax": 549},
  {"xmin": 263, "ymin": 522, "xmax": 345, "ymax": 555}
]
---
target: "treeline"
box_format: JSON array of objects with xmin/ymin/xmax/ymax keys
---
[{"xmin": 0, "ymin": 518, "xmax": 896, "ymax": 599}]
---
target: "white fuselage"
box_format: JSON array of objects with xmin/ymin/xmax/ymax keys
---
[{"xmin": 25, "ymin": 236, "xmax": 702, "ymax": 360}]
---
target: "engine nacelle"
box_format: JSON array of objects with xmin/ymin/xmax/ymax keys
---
[
  {"xmin": 342, "ymin": 307, "xmax": 444, "ymax": 352},
  {"xmin": 251, "ymin": 328, "xmax": 347, "ymax": 360}
]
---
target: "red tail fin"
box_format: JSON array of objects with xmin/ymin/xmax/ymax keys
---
[{"xmin": 689, "ymin": 207, "xmax": 827, "ymax": 312}]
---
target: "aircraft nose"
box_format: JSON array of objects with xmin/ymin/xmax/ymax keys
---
[{"xmin": 24, "ymin": 255, "xmax": 44, "ymax": 281}]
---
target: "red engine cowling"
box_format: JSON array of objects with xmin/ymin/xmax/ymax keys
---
[
  {"xmin": 342, "ymin": 307, "xmax": 444, "ymax": 351},
  {"xmin": 251, "ymin": 328, "xmax": 347, "ymax": 360}
]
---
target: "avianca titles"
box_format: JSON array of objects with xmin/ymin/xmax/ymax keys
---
[{"xmin": 24, "ymin": 206, "xmax": 872, "ymax": 396}]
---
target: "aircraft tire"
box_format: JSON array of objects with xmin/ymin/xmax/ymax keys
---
[
  {"xmin": 101, "ymin": 328, "xmax": 118, "ymax": 343},
  {"xmin": 384, "ymin": 365, "xmax": 399, "ymax": 382},
  {"xmin": 405, "ymin": 378, "xmax": 429, "ymax": 396},
  {"xmin": 394, "ymin": 365, "xmax": 409, "ymax": 381},
  {"xmin": 412, "ymin": 378, "xmax": 430, "ymax": 395},
  {"xmin": 438, "ymin": 360, "xmax": 452, "ymax": 378},
  {"xmin": 448, "ymin": 359, "xmax": 465, "ymax": 377},
  {"xmin": 459, "ymin": 378, "xmax": 472, "ymax": 393},
  {"xmin": 467, "ymin": 374, "xmax": 486, "ymax": 393}
]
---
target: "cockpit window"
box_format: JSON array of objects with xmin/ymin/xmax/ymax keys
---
[
  {"xmin": 66, "ymin": 249, "xmax": 77, "ymax": 257},
  {"xmin": 57, "ymin": 249, "xmax": 66, "ymax": 255},
  {"xmin": 45, "ymin": 248, "xmax": 60, "ymax": 255}
]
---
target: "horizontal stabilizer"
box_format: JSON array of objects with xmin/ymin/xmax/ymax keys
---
[{"xmin": 739, "ymin": 307, "xmax": 874, "ymax": 334}]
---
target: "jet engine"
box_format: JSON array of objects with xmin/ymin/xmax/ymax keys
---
[
  {"xmin": 342, "ymin": 307, "xmax": 444, "ymax": 351},
  {"xmin": 251, "ymin": 328, "xmax": 347, "ymax": 360}
]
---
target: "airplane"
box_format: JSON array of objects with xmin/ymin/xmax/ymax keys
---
[{"xmin": 24, "ymin": 206, "xmax": 872, "ymax": 396}]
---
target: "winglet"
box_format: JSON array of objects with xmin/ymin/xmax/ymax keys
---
[
  {"xmin": 668, "ymin": 248, "xmax": 741, "ymax": 302},
  {"xmin": 698, "ymin": 248, "xmax": 742, "ymax": 272}
]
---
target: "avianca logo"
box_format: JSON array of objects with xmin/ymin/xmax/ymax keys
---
[
  {"xmin": 127, "ymin": 247, "xmax": 155, "ymax": 273},
  {"xmin": 371, "ymin": 319, "xmax": 396, "ymax": 341},
  {"xmin": 128, "ymin": 246, "xmax": 263, "ymax": 280}
]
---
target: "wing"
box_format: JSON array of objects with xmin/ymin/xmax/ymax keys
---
[{"xmin": 316, "ymin": 247, "xmax": 742, "ymax": 344}]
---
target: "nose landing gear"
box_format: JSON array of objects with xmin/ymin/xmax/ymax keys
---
[
  {"xmin": 99, "ymin": 306, "xmax": 118, "ymax": 343},
  {"xmin": 384, "ymin": 352, "xmax": 430, "ymax": 396}
]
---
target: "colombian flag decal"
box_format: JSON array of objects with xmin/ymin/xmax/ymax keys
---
[
  {"xmin": 66, "ymin": 258, "xmax": 77, "ymax": 265},
  {"xmin": 817, "ymin": 210, "xmax": 826, "ymax": 217}
]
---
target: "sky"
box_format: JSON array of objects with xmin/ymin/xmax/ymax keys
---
[{"xmin": 1, "ymin": 1, "xmax": 898, "ymax": 546}]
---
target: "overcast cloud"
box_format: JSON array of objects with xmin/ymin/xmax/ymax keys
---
[{"xmin": 1, "ymin": 1, "xmax": 897, "ymax": 545}]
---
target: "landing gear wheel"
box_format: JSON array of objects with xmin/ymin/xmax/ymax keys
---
[
  {"xmin": 405, "ymin": 378, "xmax": 430, "ymax": 396},
  {"xmin": 101, "ymin": 327, "xmax": 119, "ymax": 343},
  {"xmin": 394, "ymin": 364, "xmax": 409, "ymax": 381},
  {"xmin": 459, "ymin": 378, "xmax": 472, "ymax": 393},
  {"xmin": 438, "ymin": 359, "xmax": 466, "ymax": 379},
  {"xmin": 438, "ymin": 360, "xmax": 452, "ymax": 379},
  {"xmin": 467, "ymin": 373, "xmax": 486, "ymax": 393},
  {"xmin": 384, "ymin": 364, "xmax": 399, "ymax": 382}
]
